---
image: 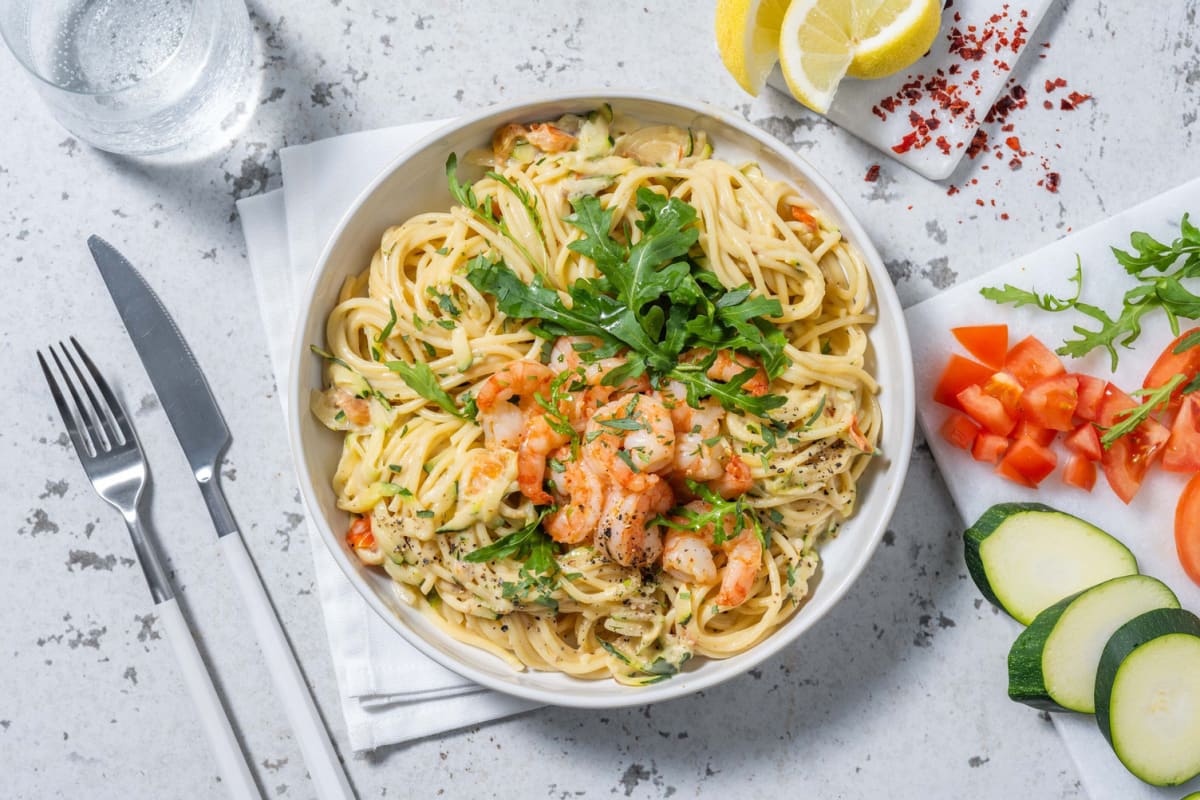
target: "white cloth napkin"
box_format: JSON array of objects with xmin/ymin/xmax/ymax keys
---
[{"xmin": 236, "ymin": 121, "xmax": 539, "ymax": 753}]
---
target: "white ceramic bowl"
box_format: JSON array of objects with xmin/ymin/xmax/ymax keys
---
[{"xmin": 289, "ymin": 92, "xmax": 915, "ymax": 708}]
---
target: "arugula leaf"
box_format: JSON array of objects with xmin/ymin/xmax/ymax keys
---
[
  {"xmin": 656, "ymin": 481, "xmax": 769, "ymax": 549},
  {"xmin": 385, "ymin": 360, "xmax": 471, "ymax": 420},
  {"xmin": 981, "ymin": 255, "xmax": 1083, "ymax": 312},
  {"xmin": 487, "ymin": 170, "xmax": 544, "ymax": 240},
  {"xmin": 1099, "ymin": 373, "xmax": 1186, "ymax": 448},
  {"xmin": 463, "ymin": 508, "xmax": 556, "ymax": 571}
]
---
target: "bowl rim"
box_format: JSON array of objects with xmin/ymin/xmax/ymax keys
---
[{"xmin": 287, "ymin": 89, "xmax": 916, "ymax": 708}]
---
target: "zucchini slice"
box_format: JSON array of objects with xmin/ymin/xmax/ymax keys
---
[
  {"xmin": 964, "ymin": 503, "xmax": 1138, "ymax": 625},
  {"xmin": 1095, "ymin": 608, "xmax": 1200, "ymax": 787},
  {"xmin": 1008, "ymin": 575, "xmax": 1179, "ymax": 712}
]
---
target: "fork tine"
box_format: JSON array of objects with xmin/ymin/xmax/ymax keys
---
[
  {"xmin": 60, "ymin": 338, "xmax": 121, "ymax": 447},
  {"xmin": 69, "ymin": 337, "xmax": 132, "ymax": 446},
  {"xmin": 38, "ymin": 350, "xmax": 93, "ymax": 460},
  {"xmin": 49, "ymin": 345, "xmax": 104, "ymax": 454}
]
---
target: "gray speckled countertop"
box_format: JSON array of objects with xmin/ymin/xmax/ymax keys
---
[{"xmin": 2, "ymin": 2, "xmax": 1197, "ymax": 798}]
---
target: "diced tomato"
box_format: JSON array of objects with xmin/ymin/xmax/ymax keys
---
[
  {"xmin": 1012, "ymin": 418, "xmax": 1057, "ymax": 447},
  {"xmin": 934, "ymin": 355, "xmax": 997, "ymax": 410},
  {"xmin": 346, "ymin": 516, "xmax": 375, "ymax": 550},
  {"xmin": 952, "ymin": 324, "xmax": 1009, "ymax": 369},
  {"xmin": 1073, "ymin": 373, "xmax": 1106, "ymax": 421},
  {"xmin": 1064, "ymin": 423, "xmax": 1102, "ymax": 461},
  {"xmin": 1096, "ymin": 383, "xmax": 1170, "ymax": 503},
  {"xmin": 1164, "ymin": 394, "xmax": 1200, "ymax": 473},
  {"xmin": 982, "ymin": 371, "xmax": 1023, "ymax": 416},
  {"xmin": 1020, "ymin": 373, "xmax": 1079, "ymax": 431},
  {"xmin": 971, "ymin": 432, "xmax": 1010, "ymax": 464},
  {"xmin": 1004, "ymin": 335, "xmax": 1066, "ymax": 387},
  {"xmin": 1062, "ymin": 453, "xmax": 1097, "ymax": 491},
  {"xmin": 1176, "ymin": 474, "xmax": 1200, "ymax": 587},
  {"xmin": 940, "ymin": 412, "xmax": 980, "ymax": 450},
  {"xmin": 957, "ymin": 384, "xmax": 1017, "ymax": 436},
  {"xmin": 1144, "ymin": 327, "xmax": 1200, "ymax": 410},
  {"xmin": 996, "ymin": 437, "xmax": 1057, "ymax": 487}
]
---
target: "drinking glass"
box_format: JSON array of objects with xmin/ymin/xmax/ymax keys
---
[{"xmin": 0, "ymin": 0, "xmax": 254, "ymax": 156}]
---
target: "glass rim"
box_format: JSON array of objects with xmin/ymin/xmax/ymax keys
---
[{"xmin": 0, "ymin": 0, "xmax": 202, "ymax": 98}]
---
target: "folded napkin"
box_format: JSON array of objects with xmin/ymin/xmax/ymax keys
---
[{"xmin": 237, "ymin": 121, "xmax": 539, "ymax": 753}]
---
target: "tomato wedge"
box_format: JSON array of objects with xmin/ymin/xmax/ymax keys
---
[
  {"xmin": 1164, "ymin": 394, "xmax": 1200, "ymax": 473},
  {"xmin": 1176, "ymin": 474, "xmax": 1200, "ymax": 587},
  {"xmin": 957, "ymin": 384, "xmax": 1017, "ymax": 436},
  {"xmin": 1012, "ymin": 418, "xmax": 1057, "ymax": 447},
  {"xmin": 971, "ymin": 432, "xmax": 1009, "ymax": 464},
  {"xmin": 1144, "ymin": 327, "xmax": 1200, "ymax": 410},
  {"xmin": 1064, "ymin": 423, "xmax": 1102, "ymax": 461},
  {"xmin": 996, "ymin": 437, "xmax": 1057, "ymax": 488},
  {"xmin": 1063, "ymin": 453, "xmax": 1097, "ymax": 491},
  {"xmin": 982, "ymin": 371, "xmax": 1023, "ymax": 416},
  {"xmin": 1073, "ymin": 373, "xmax": 1106, "ymax": 421},
  {"xmin": 1096, "ymin": 383, "xmax": 1170, "ymax": 504},
  {"xmin": 1020, "ymin": 373, "xmax": 1079, "ymax": 431},
  {"xmin": 1004, "ymin": 335, "xmax": 1065, "ymax": 387},
  {"xmin": 934, "ymin": 354, "xmax": 996, "ymax": 410},
  {"xmin": 952, "ymin": 324, "xmax": 1008, "ymax": 369},
  {"xmin": 940, "ymin": 412, "xmax": 980, "ymax": 450}
]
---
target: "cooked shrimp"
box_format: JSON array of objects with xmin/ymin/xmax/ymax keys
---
[
  {"xmin": 668, "ymin": 398, "xmax": 726, "ymax": 482},
  {"xmin": 492, "ymin": 123, "xmax": 526, "ymax": 163},
  {"xmin": 476, "ymin": 360, "xmax": 554, "ymax": 449},
  {"xmin": 583, "ymin": 395, "xmax": 676, "ymax": 491},
  {"xmin": 525, "ymin": 123, "xmax": 577, "ymax": 153},
  {"xmin": 517, "ymin": 413, "xmax": 570, "ymax": 505},
  {"xmin": 594, "ymin": 477, "xmax": 673, "ymax": 568},
  {"xmin": 664, "ymin": 501, "xmax": 762, "ymax": 607},
  {"xmin": 550, "ymin": 337, "xmax": 650, "ymax": 429},
  {"xmin": 708, "ymin": 451, "xmax": 753, "ymax": 499},
  {"xmin": 716, "ymin": 528, "xmax": 763, "ymax": 608},
  {"xmin": 661, "ymin": 531, "xmax": 718, "ymax": 585},
  {"xmin": 332, "ymin": 388, "xmax": 371, "ymax": 426},
  {"xmin": 545, "ymin": 452, "xmax": 604, "ymax": 544},
  {"xmin": 684, "ymin": 349, "xmax": 770, "ymax": 397}
]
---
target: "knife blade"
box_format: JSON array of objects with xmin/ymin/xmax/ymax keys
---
[
  {"xmin": 88, "ymin": 236, "xmax": 230, "ymax": 482},
  {"xmin": 89, "ymin": 236, "xmax": 356, "ymax": 800}
]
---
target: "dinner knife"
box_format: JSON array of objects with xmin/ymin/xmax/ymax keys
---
[{"xmin": 88, "ymin": 236, "xmax": 356, "ymax": 800}]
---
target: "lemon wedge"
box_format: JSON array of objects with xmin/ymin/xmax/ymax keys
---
[
  {"xmin": 778, "ymin": 0, "xmax": 942, "ymax": 113},
  {"xmin": 715, "ymin": 0, "xmax": 791, "ymax": 95}
]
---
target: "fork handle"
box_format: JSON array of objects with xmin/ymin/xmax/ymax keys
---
[
  {"xmin": 219, "ymin": 530, "xmax": 356, "ymax": 800},
  {"xmin": 158, "ymin": 596, "xmax": 262, "ymax": 799}
]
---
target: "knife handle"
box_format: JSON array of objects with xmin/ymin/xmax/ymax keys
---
[
  {"xmin": 158, "ymin": 596, "xmax": 263, "ymax": 800},
  {"xmin": 219, "ymin": 530, "xmax": 356, "ymax": 800}
]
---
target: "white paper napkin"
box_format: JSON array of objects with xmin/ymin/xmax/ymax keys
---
[
  {"xmin": 904, "ymin": 177, "xmax": 1200, "ymax": 799},
  {"xmin": 236, "ymin": 121, "xmax": 539, "ymax": 753}
]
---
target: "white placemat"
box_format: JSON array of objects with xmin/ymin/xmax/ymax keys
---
[
  {"xmin": 237, "ymin": 120, "xmax": 539, "ymax": 753},
  {"xmin": 905, "ymin": 177, "xmax": 1200, "ymax": 799},
  {"xmin": 764, "ymin": 0, "xmax": 1057, "ymax": 179}
]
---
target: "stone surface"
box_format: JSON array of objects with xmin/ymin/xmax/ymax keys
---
[{"xmin": 1, "ymin": 1, "xmax": 1196, "ymax": 798}]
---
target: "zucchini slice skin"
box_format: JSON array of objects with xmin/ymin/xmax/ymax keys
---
[
  {"xmin": 964, "ymin": 502, "xmax": 1138, "ymax": 624},
  {"xmin": 1007, "ymin": 575, "xmax": 1179, "ymax": 713},
  {"xmin": 1095, "ymin": 608, "xmax": 1200, "ymax": 787}
]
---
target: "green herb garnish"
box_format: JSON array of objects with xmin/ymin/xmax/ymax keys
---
[
  {"xmin": 1099, "ymin": 373, "xmax": 1187, "ymax": 448},
  {"xmin": 385, "ymin": 360, "xmax": 471, "ymax": 420},
  {"xmin": 446, "ymin": 153, "xmax": 541, "ymax": 270}
]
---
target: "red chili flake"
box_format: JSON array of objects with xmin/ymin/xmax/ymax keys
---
[
  {"xmin": 872, "ymin": 105, "xmax": 887, "ymax": 122},
  {"xmin": 865, "ymin": 164, "xmax": 880, "ymax": 182},
  {"xmin": 966, "ymin": 128, "xmax": 989, "ymax": 159},
  {"xmin": 1043, "ymin": 100, "xmax": 1053, "ymax": 109},
  {"xmin": 1005, "ymin": 136, "xmax": 1021, "ymax": 151},
  {"xmin": 1044, "ymin": 79, "xmax": 1057, "ymax": 93},
  {"xmin": 947, "ymin": 185, "xmax": 960, "ymax": 196},
  {"xmin": 1001, "ymin": 212, "xmax": 1010, "ymax": 220},
  {"xmin": 975, "ymin": 198, "xmax": 986, "ymax": 206},
  {"xmin": 1061, "ymin": 91, "xmax": 1092, "ymax": 110},
  {"xmin": 935, "ymin": 136, "xmax": 951, "ymax": 155},
  {"xmin": 1009, "ymin": 157, "xmax": 1022, "ymax": 170},
  {"xmin": 892, "ymin": 132, "xmax": 920, "ymax": 154},
  {"xmin": 1045, "ymin": 172, "xmax": 1061, "ymax": 193}
]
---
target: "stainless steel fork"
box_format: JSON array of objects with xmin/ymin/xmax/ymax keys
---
[{"xmin": 38, "ymin": 338, "xmax": 262, "ymax": 800}]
